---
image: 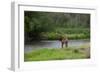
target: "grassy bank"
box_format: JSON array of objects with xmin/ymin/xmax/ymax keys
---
[
  {"xmin": 40, "ymin": 28, "xmax": 90, "ymax": 40},
  {"xmin": 24, "ymin": 44, "xmax": 90, "ymax": 61}
]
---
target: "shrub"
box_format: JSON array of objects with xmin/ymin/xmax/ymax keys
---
[
  {"xmin": 40, "ymin": 28, "xmax": 90, "ymax": 40},
  {"xmin": 73, "ymin": 49, "xmax": 79, "ymax": 53}
]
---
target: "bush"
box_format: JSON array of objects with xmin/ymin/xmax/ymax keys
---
[
  {"xmin": 40, "ymin": 28, "xmax": 90, "ymax": 40},
  {"xmin": 73, "ymin": 49, "xmax": 79, "ymax": 53}
]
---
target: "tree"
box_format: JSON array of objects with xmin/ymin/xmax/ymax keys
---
[{"xmin": 24, "ymin": 11, "xmax": 90, "ymax": 43}]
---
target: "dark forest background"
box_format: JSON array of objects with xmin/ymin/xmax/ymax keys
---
[{"xmin": 24, "ymin": 11, "xmax": 90, "ymax": 44}]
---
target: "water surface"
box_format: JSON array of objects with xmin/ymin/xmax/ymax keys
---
[{"xmin": 24, "ymin": 40, "xmax": 89, "ymax": 53}]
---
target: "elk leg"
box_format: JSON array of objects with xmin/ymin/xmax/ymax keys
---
[
  {"xmin": 65, "ymin": 41, "xmax": 68, "ymax": 47},
  {"xmin": 62, "ymin": 42, "xmax": 64, "ymax": 48}
]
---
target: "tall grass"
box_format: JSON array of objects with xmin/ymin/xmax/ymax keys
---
[
  {"xmin": 40, "ymin": 28, "xmax": 90, "ymax": 40},
  {"xmin": 24, "ymin": 44, "xmax": 90, "ymax": 61}
]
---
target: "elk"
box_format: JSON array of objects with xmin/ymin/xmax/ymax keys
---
[{"xmin": 59, "ymin": 35, "xmax": 68, "ymax": 48}]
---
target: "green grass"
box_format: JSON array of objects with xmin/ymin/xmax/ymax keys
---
[{"xmin": 24, "ymin": 44, "xmax": 90, "ymax": 61}]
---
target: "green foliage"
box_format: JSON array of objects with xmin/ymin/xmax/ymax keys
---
[
  {"xmin": 24, "ymin": 11, "xmax": 90, "ymax": 42},
  {"xmin": 55, "ymin": 28, "xmax": 90, "ymax": 34},
  {"xmin": 40, "ymin": 28, "xmax": 90, "ymax": 40},
  {"xmin": 73, "ymin": 49, "xmax": 79, "ymax": 53}
]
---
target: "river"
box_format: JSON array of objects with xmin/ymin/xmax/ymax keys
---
[{"xmin": 24, "ymin": 40, "xmax": 89, "ymax": 53}]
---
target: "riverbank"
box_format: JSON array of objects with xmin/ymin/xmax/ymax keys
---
[{"xmin": 24, "ymin": 44, "xmax": 90, "ymax": 61}]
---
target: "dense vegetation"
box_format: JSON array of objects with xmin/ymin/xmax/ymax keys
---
[
  {"xmin": 24, "ymin": 11, "xmax": 90, "ymax": 43},
  {"xmin": 24, "ymin": 44, "xmax": 90, "ymax": 61}
]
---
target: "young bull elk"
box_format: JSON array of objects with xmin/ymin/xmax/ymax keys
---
[{"xmin": 59, "ymin": 36, "xmax": 68, "ymax": 48}]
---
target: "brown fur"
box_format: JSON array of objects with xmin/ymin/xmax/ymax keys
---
[{"xmin": 60, "ymin": 38, "xmax": 68, "ymax": 48}]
